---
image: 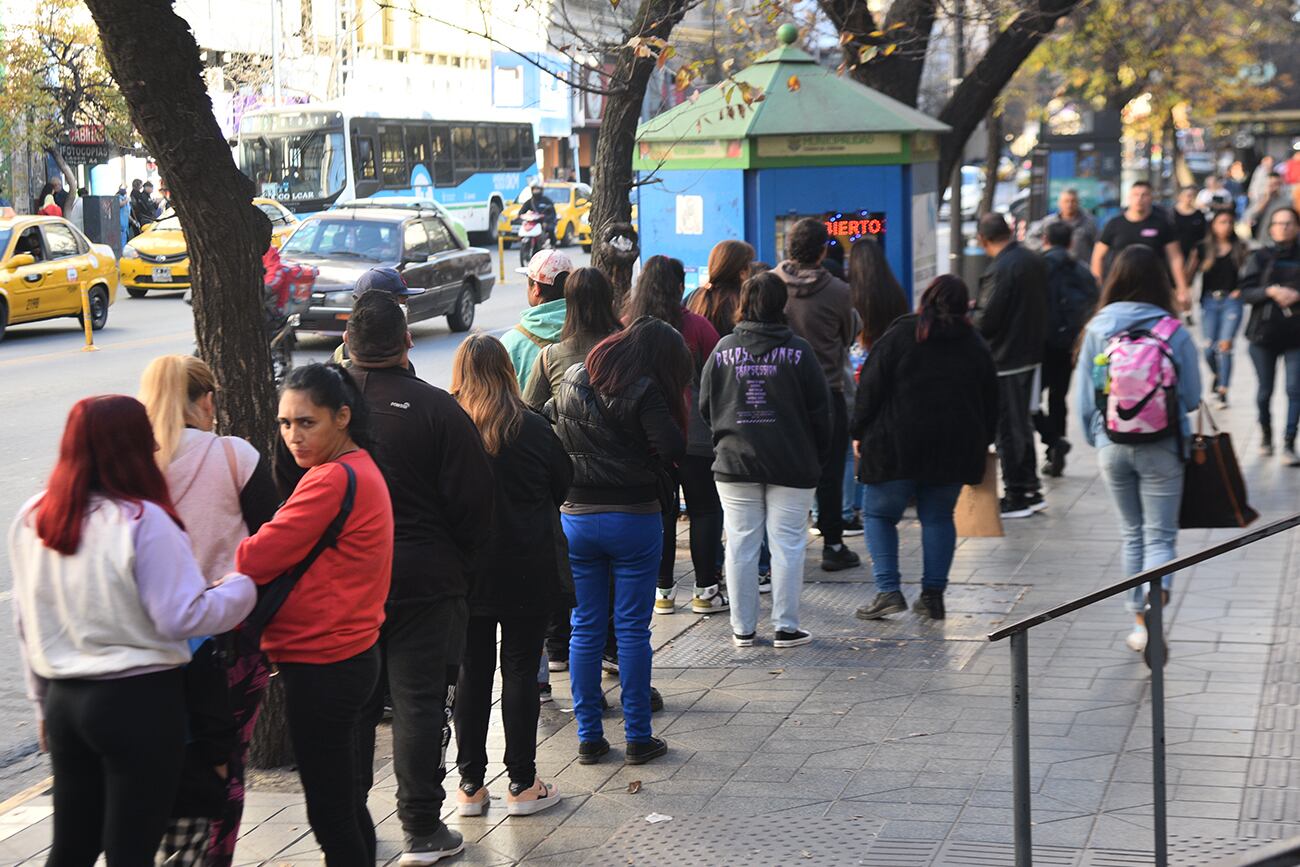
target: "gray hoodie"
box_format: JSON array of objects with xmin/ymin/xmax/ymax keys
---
[{"xmin": 775, "ymin": 261, "xmax": 856, "ymax": 392}]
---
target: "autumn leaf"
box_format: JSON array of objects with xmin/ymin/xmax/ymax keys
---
[
  {"xmin": 786, "ymin": 75, "xmax": 800, "ymax": 92},
  {"xmin": 888, "ymin": 20, "xmax": 907, "ymax": 30},
  {"xmin": 868, "ymin": 29, "xmax": 885, "ymax": 37},
  {"xmin": 656, "ymin": 44, "xmax": 676, "ymax": 69},
  {"xmin": 839, "ymin": 31, "xmax": 855, "ymax": 46},
  {"xmin": 858, "ymin": 45, "xmax": 878, "ymax": 63},
  {"xmin": 609, "ymin": 0, "xmax": 619, "ymax": 7},
  {"xmin": 628, "ymin": 780, "xmax": 642, "ymax": 794},
  {"xmin": 722, "ymin": 58, "xmax": 735, "ymax": 73},
  {"xmin": 883, "ymin": 43, "xmax": 898, "ymax": 56},
  {"xmin": 726, "ymin": 105, "xmax": 735, "ymax": 119},
  {"xmin": 674, "ymin": 68, "xmax": 693, "ymax": 91}
]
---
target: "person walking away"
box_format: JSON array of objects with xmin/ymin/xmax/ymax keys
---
[
  {"xmin": 450, "ymin": 335, "xmax": 573, "ymax": 818},
  {"xmin": 236, "ymin": 364, "xmax": 394, "ymax": 866},
  {"xmin": 1034, "ymin": 222, "xmax": 1100, "ymax": 477},
  {"xmin": 1249, "ymin": 156, "xmax": 1277, "ymax": 214},
  {"xmin": 1030, "ymin": 188, "xmax": 1098, "ymax": 264},
  {"xmin": 341, "ymin": 293, "xmax": 495, "ymax": 864},
  {"xmin": 524, "ymin": 267, "xmax": 624, "ymax": 409},
  {"xmin": 1240, "ymin": 207, "xmax": 1300, "ymax": 463},
  {"xmin": 1250, "ymin": 173, "xmax": 1292, "ymax": 244},
  {"xmin": 701, "ymin": 272, "xmax": 831, "ymax": 646},
  {"xmin": 687, "ymin": 239, "xmax": 755, "ymax": 338},
  {"xmin": 775, "ymin": 217, "xmax": 861, "ymax": 571},
  {"xmin": 1196, "ymin": 176, "xmax": 1232, "ymax": 211},
  {"xmin": 1171, "ymin": 185, "xmax": 1207, "ymax": 282},
  {"xmin": 624, "ymin": 256, "xmax": 726, "ymax": 615},
  {"xmin": 1199, "ymin": 209, "xmax": 1250, "ymax": 409},
  {"xmin": 973, "ymin": 213, "xmax": 1050, "ymax": 517},
  {"xmin": 138, "ymin": 355, "xmax": 280, "ymax": 866},
  {"xmin": 1091, "ymin": 181, "xmax": 1191, "ymax": 309},
  {"xmin": 8, "ymin": 396, "xmax": 255, "ymax": 867},
  {"xmin": 852, "ymin": 276, "xmax": 998, "ymax": 621},
  {"xmin": 1074, "ymin": 246, "xmax": 1201, "ymax": 653},
  {"xmin": 547, "ymin": 317, "xmax": 691, "ymax": 765},
  {"xmin": 502, "ymin": 249, "xmax": 574, "ymax": 388}
]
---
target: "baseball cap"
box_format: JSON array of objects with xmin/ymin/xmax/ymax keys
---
[
  {"xmin": 352, "ymin": 266, "xmax": 422, "ymax": 298},
  {"xmin": 517, "ymin": 249, "xmax": 574, "ymax": 284}
]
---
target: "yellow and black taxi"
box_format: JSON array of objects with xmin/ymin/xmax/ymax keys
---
[
  {"xmin": 499, "ymin": 182, "xmax": 592, "ymax": 247},
  {"xmin": 120, "ymin": 198, "xmax": 298, "ymax": 297},
  {"xmin": 0, "ymin": 215, "xmax": 119, "ymax": 344}
]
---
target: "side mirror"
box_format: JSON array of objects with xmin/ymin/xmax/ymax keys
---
[
  {"xmin": 400, "ymin": 253, "xmax": 429, "ymax": 268},
  {"xmin": 7, "ymin": 253, "xmax": 36, "ymax": 269}
]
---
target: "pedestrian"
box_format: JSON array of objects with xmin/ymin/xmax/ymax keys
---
[
  {"xmin": 1248, "ymin": 156, "xmax": 1276, "ymax": 212},
  {"xmin": 774, "ymin": 217, "xmax": 861, "ymax": 571},
  {"xmin": 1241, "ymin": 207, "xmax": 1300, "ymax": 463},
  {"xmin": 450, "ymin": 334, "xmax": 572, "ymax": 818},
  {"xmin": 523, "ymin": 266, "xmax": 623, "ymax": 409},
  {"xmin": 973, "ymin": 212, "xmax": 1050, "ymax": 517},
  {"xmin": 1198, "ymin": 209, "xmax": 1250, "ymax": 409},
  {"xmin": 701, "ymin": 272, "xmax": 831, "ymax": 646},
  {"xmin": 117, "ymin": 186, "xmax": 130, "ymax": 249},
  {"xmin": 1034, "ymin": 221, "xmax": 1099, "ymax": 477},
  {"xmin": 235, "ymin": 363, "xmax": 394, "ymax": 866},
  {"xmin": 342, "ymin": 292, "xmax": 495, "ymax": 864},
  {"xmin": 137, "ymin": 355, "xmax": 280, "ymax": 867},
  {"xmin": 547, "ymin": 317, "xmax": 691, "ymax": 765},
  {"xmin": 331, "ymin": 267, "xmax": 423, "ymax": 365},
  {"xmin": 1074, "ymin": 246, "xmax": 1201, "ymax": 653},
  {"xmin": 1250, "ymin": 173, "xmax": 1292, "ymax": 243},
  {"xmin": 1030, "ymin": 188, "xmax": 1098, "ymax": 264},
  {"xmin": 623, "ymin": 255, "xmax": 727, "ymax": 616},
  {"xmin": 37, "ymin": 195, "xmax": 62, "ymax": 217},
  {"xmin": 8, "ymin": 396, "xmax": 255, "ymax": 867},
  {"xmin": 502, "ymin": 249, "xmax": 574, "ymax": 389},
  {"xmin": 1091, "ymin": 181, "xmax": 1191, "ymax": 309},
  {"xmin": 1171, "ymin": 185, "xmax": 1207, "ymax": 279},
  {"xmin": 1196, "ymin": 176, "xmax": 1232, "ymax": 211},
  {"xmin": 686, "ymin": 239, "xmax": 755, "ymax": 337},
  {"xmin": 852, "ymin": 275, "xmax": 998, "ymax": 621}
]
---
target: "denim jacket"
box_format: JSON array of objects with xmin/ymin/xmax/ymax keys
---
[{"xmin": 1073, "ymin": 301, "xmax": 1203, "ymax": 455}]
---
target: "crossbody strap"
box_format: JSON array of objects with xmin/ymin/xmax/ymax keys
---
[{"xmin": 219, "ymin": 437, "xmax": 242, "ymax": 500}]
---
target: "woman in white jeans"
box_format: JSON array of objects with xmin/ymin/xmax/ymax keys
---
[
  {"xmin": 1074, "ymin": 246, "xmax": 1201, "ymax": 652},
  {"xmin": 700, "ymin": 272, "xmax": 832, "ymax": 647}
]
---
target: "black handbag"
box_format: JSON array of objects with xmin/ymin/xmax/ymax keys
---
[{"xmin": 1179, "ymin": 404, "xmax": 1258, "ymax": 529}]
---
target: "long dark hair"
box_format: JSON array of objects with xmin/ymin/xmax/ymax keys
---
[
  {"xmin": 281, "ymin": 362, "xmax": 373, "ymax": 451},
  {"xmin": 687, "ymin": 239, "xmax": 753, "ymax": 335},
  {"xmin": 1097, "ymin": 246, "xmax": 1174, "ymax": 315},
  {"xmin": 915, "ymin": 275, "xmax": 972, "ymax": 343},
  {"xmin": 624, "ymin": 255, "xmax": 685, "ymax": 330},
  {"xmin": 586, "ymin": 316, "xmax": 693, "ymax": 431},
  {"xmin": 739, "ymin": 272, "xmax": 789, "ymax": 324},
  {"xmin": 849, "ymin": 239, "xmax": 908, "ymax": 348},
  {"xmin": 1200, "ymin": 208, "xmax": 1248, "ymax": 272},
  {"xmin": 560, "ymin": 267, "xmax": 623, "ymax": 343}
]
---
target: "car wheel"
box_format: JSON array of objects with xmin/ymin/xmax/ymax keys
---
[
  {"xmin": 125, "ymin": 285, "xmax": 147, "ymax": 298},
  {"xmin": 0, "ymin": 299, "xmax": 8, "ymax": 344},
  {"xmin": 447, "ymin": 282, "xmax": 476, "ymax": 333},
  {"xmin": 79, "ymin": 286, "xmax": 110, "ymax": 331}
]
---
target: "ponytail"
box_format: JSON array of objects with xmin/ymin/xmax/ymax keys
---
[
  {"xmin": 138, "ymin": 354, "xmax": 217, "ymax": 468},
  {"xmin": 281, "ymin": 362, "xmax": 372, "ymax": 452}
]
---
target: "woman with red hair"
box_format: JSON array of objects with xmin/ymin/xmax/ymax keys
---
[{"xmin": 8, "ymin": 395, "xmax": 256, "ymax": 867}]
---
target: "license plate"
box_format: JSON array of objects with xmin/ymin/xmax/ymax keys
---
[{"xmin": 152, "ymin": 266, "xmax": 172, "ymax": 283}]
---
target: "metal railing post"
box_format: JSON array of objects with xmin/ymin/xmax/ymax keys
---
[
  {"xmin": 1010, "ymin": 631, "xmax": 1033, "ymax": 866},
  {"xmin": 1147, "ymin": 578, "xmax": 1169, "ymax": 867}
]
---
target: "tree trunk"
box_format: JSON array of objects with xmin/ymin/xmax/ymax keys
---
[
  {"xmin": 853, "ymin": 0, "xmax": 939, "ymax": 106},
  {"xmin": 47, "ymin": 145, "xmax": 78, "ymax": 219},
  {"xmin": 979, "ymin": 109, "xmax": 1001, "ymax": 216},
  {"xmin": 589, "ymin": 0, "xmax": 689, "ymax": 304},
  {"xmin": 249, "ymin": 680, "xmax": 294, "ymax": 768}
]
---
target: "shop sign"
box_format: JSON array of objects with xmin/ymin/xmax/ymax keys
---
[
  {"xmin": 637, "ymin": 139, "xmax": 742, "ymax": 162},
  {"xmin": 824, "ymin": 210, "xmax": 887, "ymax": 242},
  {"xmin": 60, "ymin": 143, "xmax": 112, "ymax": 164},
  {"xmin": 755, "ymin": 132, "xmax": 902, "ymax": 158}
]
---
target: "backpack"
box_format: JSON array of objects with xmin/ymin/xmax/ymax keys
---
[
  {"xmin": 1093, "ymin": 316, "xmax": 1182, "ymax": 443},
  {"xmin": 263, "ymin": 246, "xmax": 317, "ymax": 320},
  {"xmin": 1045, "ymin": 254, "xmax": 1098, "ymax": 349}
]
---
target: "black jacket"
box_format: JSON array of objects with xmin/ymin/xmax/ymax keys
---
[
  {"xmin": 349, "ymin": 364, "xmax": 495, "ymax": 603},
  {"xmin": 973, "ymin": 242, "xmax": 1049, "ymax": 371},
  {"xmin": 1043, "ymin": 247, "xmax": 1099, "ymax": 351},
  {"xmin": 468, "ymin": 410, "xmax": 573, "ymax": 617},
  {"xmin": 851, "ymin": 314, "xmax": 999, "ymax": 486},
  {"xmin": 699, "ymin": 321, "xmax": 831, "ymax": 488},
  {"xmin": 1241, "ymin": 241, "xmax": 1300, "ymax": 349},
  {"xmin": 171, "ymin": 639, "xmax": 236, "ymax": 818},
  {"xmin": 547, "ymin": 366, "xmax": 686, "ymax": 506}
]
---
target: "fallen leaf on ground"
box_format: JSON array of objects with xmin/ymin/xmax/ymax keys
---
[{"xmin": 628, "ymin": 780, "xmax": 642, "ymax": 794}]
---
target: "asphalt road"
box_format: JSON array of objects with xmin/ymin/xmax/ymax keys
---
[{"xmin": 0, "ymin": 246, "xmax": 566, "ymax": 798}]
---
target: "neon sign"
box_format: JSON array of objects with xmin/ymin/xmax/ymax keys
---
[{"xmin": 824, "ymin": 211, "xmax": 886, "ymax": 243}]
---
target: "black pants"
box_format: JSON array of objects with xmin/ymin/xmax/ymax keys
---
[
  {"xmin": 545, "ymin": 607, "xmax": 571, "ymax": 663},
  {"xmin": 455, "ymin": 614, "xmax": 548, "ymax": 788},
  {"xmin": 45, "ymin": 669, "xmax": 186, "ymax": 867},
  {"xmin": 279, "ymin": 645, "xmax": 380, "ymax": 867},
  {"xmin": 1033, "ymin": 344, "xmax": 1074, "ymax": 448},
  {"xmin": 814, "ymin": 392, "xmax": 849, "ymax": 545},
  {"xmin": 359, "ymin": 598, "xmax": 466, "ymax": 838},
  {"xmin": 658, "ymin": 454, "xmax": 724, "ymax": 590},
  {"xmin": 997, "ymin": 370, "xmax": 1041, "ymax": 497}
]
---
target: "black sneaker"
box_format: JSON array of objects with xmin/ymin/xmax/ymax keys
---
[
  {"xmin": 538, "ymin": 682, "xmax": 553, "ymax": 704},
  {"xmin": 400, "ymin": 824, "xmax": 464, "ymax": 865},
  {"xmin": 1044, "ymin": 439, "xmax": 1071, "ymax": 478},
  {"xmin": 913, "ymin": 589, "xmax": 946, "ymax": 620},
  {"xmin": 774, "ymin": 629, "xmax": 812, "ymax": 648},
  {"xmin": 1261, "ymin": 427, "xmax": 1274, "ymax": 456},
  {"xmin": 821, "ymin": 544, "xmax": 862, "ymax": 572},
  {"xmin": 757, "ymin": 571, "xmax": 772, "ymax": 594},
  {"xmin": 601, "ymin": 655, "xmax": 619, "ymax": 676},
  {"xmin": 578, "ymin": 737, "xmax": 610, "ymax": 765},
  {"xmin": 733, "ymin": 631, "xmax": 757, "ymax": 647},
  {"xmin": 842, "ymin": 516, "xmax": 864, "ymax": 536},
  {"xmin": 855, "ymin": 590, "xmax": 907, "ymax": 620},
  {"xmin": 650, "ymin": 687, "xmax": 664, "ymax": 713},
  {"xmin": 626, "ymin": 736, "xmax": 668, "ymax": 765},
  {"xmin": 1000, "ymin": 492, "xmax": 1045, "ymax": 518}
]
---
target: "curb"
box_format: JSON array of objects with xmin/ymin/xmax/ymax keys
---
[{"xmin": 0, "ymin": 776, "xmax": 52, "ymax": 817}]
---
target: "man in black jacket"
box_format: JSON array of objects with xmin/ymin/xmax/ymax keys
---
[
  {"xmin": 344, "ymin": 291, "xmax": 494, "ymax": 865},
  {"xmin": 974, "ymin": 213, "xmax": 1049, "ymax": 518}
]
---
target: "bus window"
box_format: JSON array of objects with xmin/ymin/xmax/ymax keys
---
[
  {"xmin": 354, "ymin": 135, "xmax": 377, "ymax": 182},
  {"xmin": 431, "ymin": 125, "xmax": 452, "ymax": 185},
  {"xmin": 452, "ymin": 126, "xmax": 477, "ymax": 172},
  {"xmin": 517, "ymin": 125, "xmax": 535, "ymax": 165},
  {"xmin": 500, "ymin": 126, "xmax": 520, "ymax": 170},
  {"xmin": 476, "ymin": 125, "xmax": 500, "ymax": 168},
  {"xmin": 405, "ymin": 125, "xmax": 431, "ymax": 174},
  {"xmin": 379, "ymin": 126, "xmax": 407, "ymax": 186}
]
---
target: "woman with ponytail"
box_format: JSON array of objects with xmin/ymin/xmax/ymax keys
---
[{"xmin": 850, "ymin": 275, "xmax": 998, "ymax": 621}]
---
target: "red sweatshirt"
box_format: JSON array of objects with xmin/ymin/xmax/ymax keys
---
[{"xmin": 236, "ymin": 450, "xmax": 393, "ymax": 664}]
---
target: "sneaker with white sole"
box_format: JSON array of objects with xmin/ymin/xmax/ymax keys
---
[
  {"xmin": 456, "ymin": 781, "xmax": 489, "ymax": 817},
  {"xmin": 506, "ymin": 777, "xmax": 561, "ymax": 816},
  {"xmin": 1126, "ymin": 625, "xmax": 1149, "ymax": 652},
  {"xmin": 547, "ymin": 658, "xmax": 568, "ymax": 672},
  {"xmin": 774, "ymin": 629, "xmax": 812, "ymax": 648},
  {"xmin": 733, "ymin": 632, "xmax": 756, "ymax": 647},
  {"xmin": 692, "ymin": 584, "xmax": 729, "ymax": 613},
  {"xmin": 757, "ymin": 571, "xmax": 772, "ymax": 594},
  {"xmin": 400, "ymin": 825, "xmax": 465, "ymax": 865},
  {"xmin": 655, "ymin": 586, "xmax": 677, "ymax": 615}
]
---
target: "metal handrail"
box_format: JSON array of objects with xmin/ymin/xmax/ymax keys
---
[{"xmin": 985, "ymin": 511, "xmax": 1300, "ymax": 867}]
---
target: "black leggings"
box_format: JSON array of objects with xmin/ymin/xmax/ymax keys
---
[
  {"xmin": 659, "ymin": 454, "xmax": 724, "ymax": 590},
  {"xmin": 45, "ymin": 668, "xmax": 187, "ymax": 867}
]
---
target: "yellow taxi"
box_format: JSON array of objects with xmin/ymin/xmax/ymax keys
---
[
  {"xmin": 0, "ymin": 215, "xmax": 119, "ymax": 344},
  {"xmin": 498, "ymin": 182, "xmax": 592, "ymax": 247},
  {"xmin": 120, "ymin": 198, "xmax": 298, "ymax": 297}
]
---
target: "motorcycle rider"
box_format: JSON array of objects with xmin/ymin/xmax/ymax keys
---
[{"xmin": 520, "ymin": 182, "xmax": 558, "ymax": 249}]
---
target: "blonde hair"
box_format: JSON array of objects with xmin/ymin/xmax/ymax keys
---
[
  {"xmin": 138, "ymin": 355, "xmax": 217, "ymax": 468},
  {"xmin": 450, "ymin": 334, "xmax": 524, "ymax": 457}
]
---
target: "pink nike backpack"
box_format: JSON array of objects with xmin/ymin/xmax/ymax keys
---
[{"xmin": 1094, "ymin": 316, "xmax": 1182, "ymax": 442}]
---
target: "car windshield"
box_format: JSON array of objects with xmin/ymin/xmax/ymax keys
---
[
  {"xmin": 0, "ymin": 229, "xmax": 12, "ymax": 257},
  {"xmin": 516, "ymin": 185, "xmax": 566, "ymax": 204},
  {"xmin": 280, "ymin": 218, "xmax": 401, "ymax": 262},
  {"xmin": 151, "ymin": 210, "xmax": 182, "ymax": 231}
]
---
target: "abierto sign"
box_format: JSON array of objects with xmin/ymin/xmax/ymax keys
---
[{"xmin": 755, "ymin": 132, "xmax": 902, "ymax": 158}]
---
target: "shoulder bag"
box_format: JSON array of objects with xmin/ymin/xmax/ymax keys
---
[{"xmin": 1179, "ymin": 404, "xmax": 1258, "ymax": 529}]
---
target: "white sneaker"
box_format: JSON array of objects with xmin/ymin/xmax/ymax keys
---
[
  {"xmin": 1126, "ymin": 625, "xmax": 1149, "ymax": 652},
  {"xmin": 655, "ymin": 586, "xmax": 676, "ymax": 615},
  {"xmin": 691, "ymin": 584, "xmax": 729, "ymax": 614}
]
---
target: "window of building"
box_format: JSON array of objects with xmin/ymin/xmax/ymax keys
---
[{"xmin": 379, "ymin": 126, "xmax": 406, "ymax": 186}]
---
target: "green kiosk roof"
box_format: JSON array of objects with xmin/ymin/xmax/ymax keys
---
[{"xmin": 634, "ymin": 24, "xmax": 949, "ymax": 170}]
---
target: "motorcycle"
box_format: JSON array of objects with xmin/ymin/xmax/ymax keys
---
[{"xmin": 517, "ymin": 209, "xmax": 549, "ymax": 267}]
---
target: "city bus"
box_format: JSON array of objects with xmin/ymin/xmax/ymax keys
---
[{"xmin": 235, "ymin": 105, "xmax": 537, "ymax": 239}]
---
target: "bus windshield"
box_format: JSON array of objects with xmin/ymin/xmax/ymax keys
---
[{"xmin": 240, "ymin": 126, "xmax": 347, "ymax": 203}]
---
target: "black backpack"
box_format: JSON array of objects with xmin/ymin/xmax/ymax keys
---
[{"xmin": 1045, "ymin": 253, "xmax": 1099, "ymax": 350}]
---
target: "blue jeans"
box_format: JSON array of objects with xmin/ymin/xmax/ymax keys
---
[
  {"xmin": 563, "ymin": 511, "xmax": 661, "ymax": 744},
  {"xmin": 1248, "ymin": 343, "xmax": 1300, "ymax": 442},
  {"xmin": 1200, "ymin": 294, "xmax": 1243, "ymax": 390},
  {"xmin": 862, "ymin": 480, "xmax": 963, "ymax": 594},
  {"xmin": 1096, "ymin": 443, "xmax": 1183, "ymax": 611}
]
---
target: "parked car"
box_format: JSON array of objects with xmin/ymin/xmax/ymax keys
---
[
  {"xmin": 499, "ymin": 182, "xmax": 591, "ymax": 247},
  {"xmin": 279, "ymin": 206, "xmax": 495, "ymax": 335},
  {"xmin": 332, "ymin": 197, "xmax": 469, "ymax": 247},
  {"xmin": 940, "ymin": 166, "xmax": 985, "ymax": 219},
  {"xmin": 0, "ymin": 216, "xmax": 118, "ymax": 343},
  {"xmin": 120, "ymin": 197, "xmax": 298, "ymax": 298}
]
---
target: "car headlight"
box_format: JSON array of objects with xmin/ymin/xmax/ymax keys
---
[
  {"xmin": 122, "ymin": 245, "xmax": 140, "ymax": 259},
  {"xmin": 579, "ymin": 212, "xmax": 590, "ymax": 226}
]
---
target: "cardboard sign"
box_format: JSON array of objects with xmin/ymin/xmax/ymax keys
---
[{"xmin": 955, "ymin": 452, "xmax": 1003, "ymax": 537}]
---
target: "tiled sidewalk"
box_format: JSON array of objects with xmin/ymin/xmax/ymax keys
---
[{"xmin": 5, "ymin": 374, "xmax": 1300, "ymax": 864}]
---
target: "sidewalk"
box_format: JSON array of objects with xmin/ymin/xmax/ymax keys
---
[{"xmin": 5, "ymin": 375, "xmax": 1300, "ymax": 864}]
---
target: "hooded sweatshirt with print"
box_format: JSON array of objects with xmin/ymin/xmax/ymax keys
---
[
  {"xmin": 699, "ymin": 321, "xmax": 832, "ymax": 489},
  {"xmin": 775, "ymin": 261, "xmax": 855, "ymax": 392},
  {"xmin": 502, "ymin": 298, "xmax": 568, "ymax": 389}
]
